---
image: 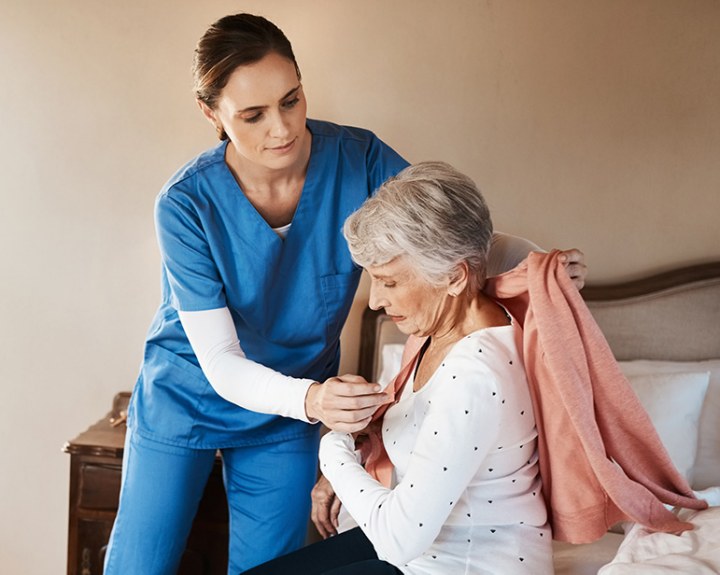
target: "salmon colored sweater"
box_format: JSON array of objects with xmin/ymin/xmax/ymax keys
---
[{"xmin": 364, "ymin": 250, "xmax": 706, "ymax": 544}]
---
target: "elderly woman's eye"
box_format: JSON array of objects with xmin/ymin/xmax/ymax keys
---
[{"xmin": 383, "ymin": 282, "xmax": 396, "ymax": 288}]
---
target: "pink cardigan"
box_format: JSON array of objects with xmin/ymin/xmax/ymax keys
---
[{"xmin": 364, "ymin": 251, "xmax": 706, "ymax": 544}]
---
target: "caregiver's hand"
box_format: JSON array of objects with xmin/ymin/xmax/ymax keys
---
[
  {"xmin": 305, "ymin": 374, "xmax": 389, "ymax": 432},
  {"xmin": 311, "ymin": 474, "xmax": 342, "ymax": 539},
  {"xmin": 559, "ymin": 248, "xmax": 587, "ymax": 290}
]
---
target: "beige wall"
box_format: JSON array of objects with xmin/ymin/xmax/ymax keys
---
[{"xmin": 1, "ymin": 1, "xmax": 718, "ymax": 572}]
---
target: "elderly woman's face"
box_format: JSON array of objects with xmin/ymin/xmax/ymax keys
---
[{"xmin": 367, "ymin": 256, "xmax": 454, "ymax": 338}]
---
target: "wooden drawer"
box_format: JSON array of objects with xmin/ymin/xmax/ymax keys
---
[{"xmin": 77, "ymin": 463, "xmax": 122, "ymax": 511}]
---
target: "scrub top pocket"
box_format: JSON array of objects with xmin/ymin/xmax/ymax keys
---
[{"xmin": 133, "ymin": 344, "xmax": 211, "ymax": 445}]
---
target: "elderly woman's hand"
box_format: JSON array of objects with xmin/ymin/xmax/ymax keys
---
[
  {"xmin": 559, "ymin": 248, "xmax": 587, "ymax": 290},
  {"xmin": 311, "ymin": 474, "xmax": 342, "ymax": 539},
  {"xmin": 305, "ymin": 374, "xmax": 390, "ymax": 432}
]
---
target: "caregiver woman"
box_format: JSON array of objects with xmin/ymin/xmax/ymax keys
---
[{"xmin": 103, "ymin": 13, "xmax": 587, "ymax": 575}]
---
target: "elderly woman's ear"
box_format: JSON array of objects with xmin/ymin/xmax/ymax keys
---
[{"xmin": 447, "ymin": 262, "xmax": 471, "ymax": 297}]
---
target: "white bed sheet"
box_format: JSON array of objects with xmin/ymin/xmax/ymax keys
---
[{"xmin": 598, "ymin": 505, "xmax": 720, "ymax": 574}]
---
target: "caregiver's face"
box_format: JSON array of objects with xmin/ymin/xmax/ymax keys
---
[{"xmin": 206, "ymin": 52, "xmax": 308, "ymax": 171}]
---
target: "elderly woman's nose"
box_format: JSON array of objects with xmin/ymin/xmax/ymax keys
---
[{"xmin": 368, "ymin": 283, "xmax": 387, "ymax": 311}]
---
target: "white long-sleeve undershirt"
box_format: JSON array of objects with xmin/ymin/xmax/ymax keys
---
[{"xmin": 178, "ymin": 307, "xmax": 316, "ymax": 423}]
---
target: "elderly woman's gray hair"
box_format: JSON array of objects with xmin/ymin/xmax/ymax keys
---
[{"xmin": 343, "ymin": 161, "xmax": 493, "ymax": 292}]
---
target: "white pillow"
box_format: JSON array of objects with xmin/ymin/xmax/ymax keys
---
[
  {"xmin": 620, "ymin": 360, "xmax": 720, "ymax": 490},
  {"xmin": 623, "ymin": 370, "xmax": 710, "ymax": 484}
]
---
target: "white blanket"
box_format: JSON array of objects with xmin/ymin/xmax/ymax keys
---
[{"xmin": 599, "ymin": 504, "xmax": 720, "ymax": 574}]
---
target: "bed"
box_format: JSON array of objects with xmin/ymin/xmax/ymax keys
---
[{"xmin": 356, "ymin": 260, "xmax": 720, "ymax": 574}]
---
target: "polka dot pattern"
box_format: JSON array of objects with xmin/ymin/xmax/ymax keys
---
[{"xmin": 322, "ymin": 324, "xmax": 551, "ymax": 574}]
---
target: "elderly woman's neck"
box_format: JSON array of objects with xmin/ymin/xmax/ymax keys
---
[
  {"xmin": 414, "ymin": 292, "xmax": 509, "ymax": 391},
  {"xmin": 431, "ymin": 292, "xmax": 510, "ymax": 348}
]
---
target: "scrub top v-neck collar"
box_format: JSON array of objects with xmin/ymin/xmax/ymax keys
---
[{"xmin": 218, "ymin": 125, "xmax": 321, "ymax": 247}]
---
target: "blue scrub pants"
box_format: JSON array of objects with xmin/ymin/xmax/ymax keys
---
[{"xmin": 103, "ymin": 428, "xmax": 320, "ymax": 574}]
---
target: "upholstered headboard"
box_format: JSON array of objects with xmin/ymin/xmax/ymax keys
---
[{"xmin": 582, "ymin": 261, "xmax": 720, "ymax": 361}]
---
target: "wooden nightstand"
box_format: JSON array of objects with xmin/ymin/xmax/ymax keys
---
[{"xmin": 63, "ymin": 392, "xmax": 229, "ymax": 575}]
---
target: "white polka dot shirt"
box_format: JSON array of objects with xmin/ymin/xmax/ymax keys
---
[{"xmin": 319, "ymin": 323, "xmax": 553, "ymax": 574}]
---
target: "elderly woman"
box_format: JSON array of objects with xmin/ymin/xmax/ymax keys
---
[{"xmin": 244, "ymin": 161, "xmax": 553, "ymax": 575}]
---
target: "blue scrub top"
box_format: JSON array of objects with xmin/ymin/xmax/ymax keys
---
[{"xmin": 129, "ymin": 119, "xmax": 409, "ymax": 448}]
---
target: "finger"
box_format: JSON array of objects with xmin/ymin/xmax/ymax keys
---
[
  {"xmin": 559, "ymin": 248, "xmax": 584, "ymax": 264},
  {"xmin": 326, "ymin": 405, "xmax": 380, "ymax": 425},
  {"xmin": 342, "ymin": 395, "xmax": 391, "ymax": 412},
  {"xmin": 327, "ymin": 416, "xmax": 373, "ymax": 433},
  {"xmin": 330, "ymin": 496, "xmax": 342, "ymax": 529},
  {"xmin": 325, "ymin": 378, "xmax": 385, "ymax": 397},
  {"xmin": 570, "ymin": 272, "xmax": 586, "ymax": 289},
  {"xmin": 311, "ymin": 502, "xmax": 331, "ymax": 539},
  {"xmin": 318, "ymin": 509, "xmax": 335, "ymax": 539},
  {"xmin": 335, "ymin": 373, "xmax": 371, "ymax": 384},
  {"xmin": 324, "ymin": 392, "xmax": 392, "ymax": 412},
  {"xmin": 564, "ymin": 262, "xmax": 587, "ymax": 277},
  {"xmin": 312, "ymin": 514, "xmax": 330, "ymax": 539}
]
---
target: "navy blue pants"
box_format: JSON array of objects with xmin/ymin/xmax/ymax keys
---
[
  {"xmin": 103, "ymin": 428, "xmax": 320, "ymax": 574},
  {"xmin": 243, "ymin": 527, "xmax": 402, "ymax": 575}
]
